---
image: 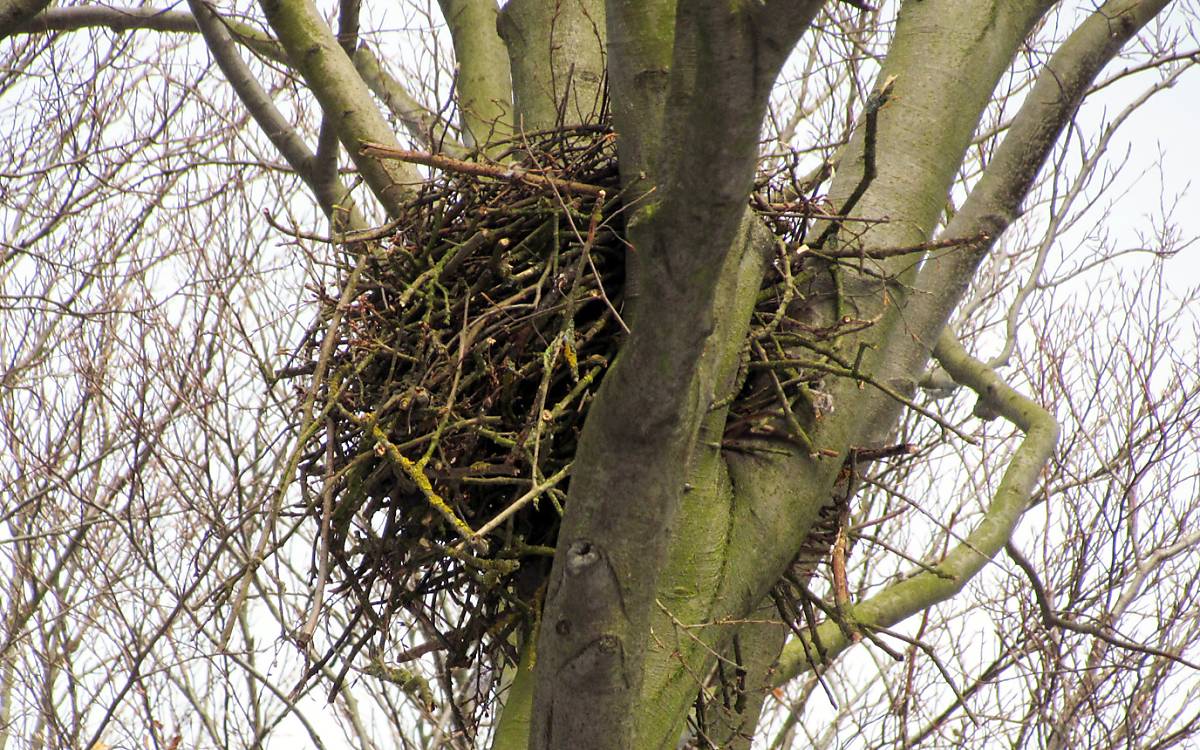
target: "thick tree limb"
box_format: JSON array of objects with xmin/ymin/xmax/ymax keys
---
[
  {"xmin": 491, "ymin": 636, "xmax": 537, "ymax": 750},
  {"xmin": 603, "ymin": 0, "xmax": 675, "ymax": 188},
  {"xmin": 497, "ymin": 0, "xmax": 606, "ymax": 130},
  {"xmin": 256, "ymin": 0, "xmax": 421, "ymax": 214},
  {"xmin": 0, "ymin": 0, "xmax": 51, "ymax": 38},
  {"xmin": 530, "ymin": 3, "xmax": 823, "ymax": 748},
  {"xmin": 307, "ymin": 0, "xmax": 358, "ymax": 199},
  {"xmin": 765, "ymin": 0, "xmax": 1174, "ymax": 709},
  {"xmin": 894, "ymin": 0, "xmax": 1176, "ymax": 381},
  {"xmin": 639, "ymin": 0, "xmax": 1061, "ymax": 738},
  {"xmin": 437, "ymin": 0, "xmax": 513, "ymax": 148},
  {"xmin": 635, "ymin": 217, "xmax": 779, "ymax": 748},
  {"xmin": 773, "ymin": 331, "xmax": 1060, "ymax": 682}
]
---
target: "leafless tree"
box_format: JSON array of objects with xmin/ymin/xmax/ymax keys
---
[{"xmin": 1, "ymin": 1, "xmax": 1198, "ymax": 748}]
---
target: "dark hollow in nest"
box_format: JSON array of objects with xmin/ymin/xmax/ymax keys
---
[{"xmin": 290, "ymin": 124, "xmax": 850, "ymax": 687}]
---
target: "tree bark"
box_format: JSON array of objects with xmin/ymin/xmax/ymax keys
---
[
  {"xmin": 633, "ymin": 0, "xmax": 1063, "ymax": 738},
  {"xmin": 438, "ymin": 0, "xmax": 514, "ymax": 147},
  {"xmin": 771, "ymin": 0, "xmax": 1175, "ymax": 686},
  {"xmin": 497, "ymin": 0, "xmax": 607, "ymax": 130},
  {"xmin": 258, "ymin": 0, "xmax": 420, "ymax": 213},
  {"xmin": 0, "ymin": 0, "xmax": 50, "ymax": 38},
  {"xmin": 530, "ymin": 4, "xmax": 823, "ymax": 747}
]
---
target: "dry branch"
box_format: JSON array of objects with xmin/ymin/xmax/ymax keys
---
[{"xmin": 360, "ymin": 142, "xmax": 607, "ymax": 196}]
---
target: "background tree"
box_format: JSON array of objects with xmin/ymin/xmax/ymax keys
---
[{"xmin": 1, "ymin": 1, "xmax": 1198, "ymax": 749}]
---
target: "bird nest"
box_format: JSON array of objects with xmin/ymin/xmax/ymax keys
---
[{"xmin": 286, "ymin": 124, "xmax": 851, "ymax": 698}]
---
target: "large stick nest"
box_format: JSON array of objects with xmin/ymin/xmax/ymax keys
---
[{"xmin": 287, "ymin": 124, "xmax": 851, "ymax": 701}]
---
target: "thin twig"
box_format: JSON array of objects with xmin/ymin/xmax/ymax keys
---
[
  {"xmin": 462, "ymin": 462, "xmax": 573, "ymax": 548},
  {"xmin": 1006, "ymin": 542, "xmax": 1200, "ymax": 671},
  {"xmin": 814, "ymin": 75, "xmax": 895, "ymax": 248},
  {"xmin": 803, "ymin": 231, "xmax": 990, "ymax": 259},
  {"xmin": 299, "ymin": 417, "xmax": 337, "ymax": 647},
  {"xmin": 218, "ymin": 252, "xmax": 370, "ymax": 648},
  {"xmin": 748, "ymin": 357, "xmax": 977, "ymax": 443},
  {"xmin": 870, "ymin": 624, "xmax": 981, "ymax": 727}
]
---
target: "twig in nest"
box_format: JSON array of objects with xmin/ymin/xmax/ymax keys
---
[
  {"xmin": 847, "ymin": 443, "xmax": 918, "ymax": 462},
  {"xmin": 770, "ymin": 584, "xmax": 838, "ymax": 708},
  {"xmin": 830, "ymin": 528, "xmax": 855, "ymax": 640},
  {"xmin": 748, "ymin": 357, "xmax": 977, "ymax": 444},
  {"xmin": 354, "ymin": 418, "xmax": 478, "ymax": 545},
  {"xmin": 461, "ymin": 462, "xmax": 574, "ymax": 550},
  {"xmin": 360, "ymin": 142, "xmax": 607, "ymax": 196}
]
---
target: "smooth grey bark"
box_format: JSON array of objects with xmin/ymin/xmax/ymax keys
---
[
  {"xmin": 497, "ymin": 0, "xmax": 606, "ymax": 130},
  {"xmin": 598, "ymin": 0, "xmax": 674, "ymax": 327},
  {"xmin": 632, "ymin": 0, "xmax": 1063, "ymax": 739},
  {"xmin": 767, "ymin": 0, "xmax": 1174, "ymax": 687},
  {"xmin": 438, "ymin": 0, "xmax": 513, "ymax": 146},
  {"xmin": 257, "ymin": 0, "xmax": 419, "ymax": 214},
  {"xmin": 603, "ymin": 0, "xmax": 673, "ymax": 186},
  {"xmin": 0, "ymin": 0, "xmax": 50, "ymax": 38},
  {"xmin": 896, "ymin": 0, "xmax": 1176, "ymax": 375},
  {"xmin": 530, "ymin": 3, "xmax": 823, "ymax": 748}
]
